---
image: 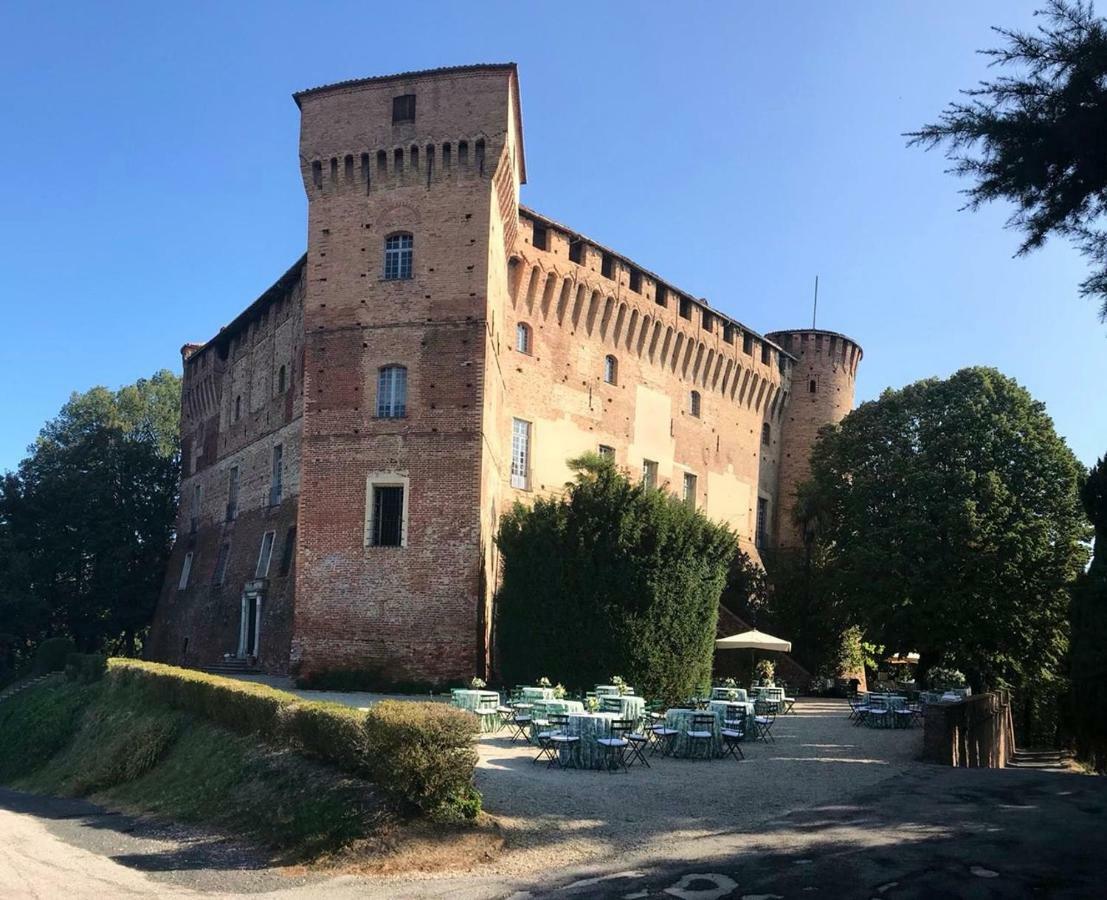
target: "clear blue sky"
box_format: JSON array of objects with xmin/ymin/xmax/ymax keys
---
[{"xmin": 1, "ymin": 1, "xmax": 1103, "ymax": 471}]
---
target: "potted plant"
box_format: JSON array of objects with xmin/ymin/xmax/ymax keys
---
[
  {"xmin": 610, "ymin": 675, "xmax": 629, "ymax": 695},
  {"xmin": 537, "ymin": 676, "xmax": 552, "ymax": 688},
  {"xmin": 553, "ymin": 683, "xmax": 567, "ymax": 699},
  {"xmin": 754, "ymin": 659, "xmax": 776, "ymax": 686},
  {"xmin": 468, "ymin": 676, "xmax": 486, "ymax": 689},
  {"xmin": 586, "ymin": 695, "xmax": 600, "ymax": 712}
]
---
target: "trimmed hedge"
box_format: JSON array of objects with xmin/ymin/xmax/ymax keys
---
[
  {"xmin": 106, "ymin": 660, "xmax": 479, "ymax": 817},
  {"xmin": 65, "ymin": 653, "xmax": 107, "ymax": 684}
]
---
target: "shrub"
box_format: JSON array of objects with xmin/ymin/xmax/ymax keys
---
[
  {"xmin": 277, "ymin": 701, "xmax": 371, "ymax": 776},
  {"xmin": 295, "ymin": 667, "xmax": 455, "ymax": 695},
  {"xmin": 754, "ymin": 659, "xmax": 776, "ymax": 684},
  {"xmin": 928, "ymin": 666, "xmax": 967, "ymax": 690},
  {"xmin": 363, "ymin": 700, "xmax": 479, "ymax": 818},
  {"xmin": 34, "ymin": 637, "xmax": 77, "ymax": 674},
  {"xmin": 65, "ymin": 653, "xmax": 107, "ymax": 684}
]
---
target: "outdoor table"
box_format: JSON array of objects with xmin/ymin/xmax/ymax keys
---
[
  {"xmin": 558, "ymin": 712, "xmax": 620, "ymax": 769},
  {"xmin": 451, "ymin": 689, "xmax": 502, "ymax": 733},
  {"xmin": 711, "ymin": 687, "xmax": 748, "ymax": 702},
  {"xmin": 598, "ymin": 694, "xmax": 645, "ymax": 722},
  {"xmin": 532, "ymin": 698, "xmax": 585, "ymax": 716},
  {"xmin": 750, "ymin": 686, "xmax": 785, "ymax": 704},
  {"xmin": 520, "ymin": 686, "xmax": 555, "ymax": 702},
  {"xmin": 664, "ymin": 708, "xmax": 723, "ymax": 758},
  {"xmin": 595, "ymin": 684, "xmax": 634, "ymax": 698},
  {"xmin": 707, "ymin": 699, "xmax": 755, "ymax": 736}
]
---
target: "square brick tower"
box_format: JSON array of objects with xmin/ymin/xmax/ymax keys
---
[{"xmin": 291, "ymin": 65, "xmax": 525, "ymax": 682}]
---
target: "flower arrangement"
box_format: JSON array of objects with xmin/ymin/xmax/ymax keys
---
[
  {"xmin": 722, "ymin": 677, "xmax": 738, "ymax": 688},
  {"xmin": 537, "ymin": 676, "xmax": 552, "ymax": 688},
  {"xmin": 610, "ymin": 675, "xmax": 629, "ymax": 695},
  {"xmin": 468, "ymin": 676, "xmax": 486, "ymax": 689},
  {"xmin": 553, "ymin": 683, "xmax": 567, "ymax": 699},
  {"xmin": 754, "ymin": 659, "xmax": 775, "ymax": 686},
  {"xmin": 586, "ymin": 695, "xmax": 600, "ymax": 712}
]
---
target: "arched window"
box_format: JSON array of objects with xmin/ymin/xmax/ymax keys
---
[
  {"xmin": 689, "ymin": 390, "xmax": 701, "ymax": 418},
  {"xmin": 234, "ymin": 395, "xmax": 242, "ymax": 422},
  {"xmin": 277, "ymin": 365, "xmax": 286, "ymax": 393},
  {"xmin": 603, "ymin": 355, "xmax": 618, "ymax": 385},
  {"xmin": 383, "ymin": 233, "xmax": 413, "ymax": 280},
  {"xmin": 515, "ymin": 322, "xmax": 531, "ymax": 354},
  {"xmin": 762, "ymin": 422, "xmax": 771, "ymax": 446},
  {"xmin": 376, "ymin": 365, "xmax": 407, "ymax": 418}
]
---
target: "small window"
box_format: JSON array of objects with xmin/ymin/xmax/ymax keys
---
[
  {"xmin": 178, "ymin": 552, "xmax": 193, "ymax": 590},
  {"xmin": 655, "ymin": 285, "xmax": 667, "ymax": 307},
  {"xmin": 516, "ymin": 322, "xmax": 531, "ymax": 354},
  {"xmin": 683, "ymin": 473, "xmax": 697, "ymax": 508},
  {"xmin": 256, "ymin": 531, "xmax": 275, "ymax": 578},
  {"xmin": 809, "ymin": 377, "xmax": 818, "ymax": 394},
  {"xmin": 762, "ymin": 422, "xmax": 771, "ymax": 446},
  {"xmin": 628, "ymin": 269, "xmax": 641, "ymax": 293},
  {"xmin": 641, "ymin": 459, "xmax": 658, "ymax": 489},
  {"xmin": 279, "ymin": 526, "xmax": 297, "ymax": 576},
  {"xmin": 383, "ymin": 233, "xmax": 414, "ymax": 280},
  {"xmin": 270, "ymin": 444, "xmax": 283, "ymax": 506},
  {"xmin": 723, "ymin": 324, "xmax": 735, "ymax": 344},
  {"xmin": 598, "ymin": 444, "xmax": 615, "ymax": 460},
  {"xmin": 603, "ymin": 355, "xmax": 618, "ymax": 385},
  {"xmin": 532, "ymin": 224, "xmax": 548, "ymax": 251},
  {"xmin": 190, "ymin": 483, "xmax": 201, "ymax": 534},
  {"xmin": 234, "ymin": 395, "xmax": 242, "ymax": 421},
  {"xmin": 371, "ymin": 485, "xmax": 405, "ymax": 547},
  {"xmin": 601, "ymin": 253, "xmax": 614, "ymax": 280},
  {"xmin": 689, "ymin": 390, "xmax": 701, "ymax": 418},
  {"xmin": 392, "ymin": 94, "xmax": 416, "ymax": 124},
  {"xmin": 679, "ymin": 297, "xmax": 692, "ymax": 320},
  {"xmin": 569, "ymin": 238, "xmax": 584, "ymax": 264},
  {"xmin": 762, "ymin": 343, "xmax": 771, "ymax": 365},
  {"xmin": 756, "ymin": 497, "xmax": 769, "ymax": 548},
  {"xmin": 277, "ymin": 365, "xmax": 287, "ymax": 393},
  {"xmin": 377, "ymin": 365, "xmax": 408, "ymax": 417},
  {"xmin": 226, "ymin": 466, "xmax": 239, "ymax": 522},
  {"xmin": 213, "ymin": 542, "xmax": 230, "ymax": 586},
  {"xmin": 702, "ymin": 310, "xmax": 713, "ymax": 332},
  {"xmin": 743, "ymin": 334, "xmax": 754, "ymax": 355},
  {"xmin": 511, "ymin": 418, "xmax": 531, "ymax": 489}
]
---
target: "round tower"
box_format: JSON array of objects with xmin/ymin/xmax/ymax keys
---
[{"xmin": 766, "ymin": 329, "xmax": 862, "ymax": 549}]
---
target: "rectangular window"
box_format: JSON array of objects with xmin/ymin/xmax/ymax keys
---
[
  {"xmin": 642, "ymin": 459, "xmax": 658, "ymax": 489},
  {"xmin": 743, "ymin": 334, "xmax": 755, "ymax": 355},
  {"xmin": 809, "ymin": 377, "xmax": 818, "ymax": 394},
  {"xmin": 278, "ymin": 526, "xmax": 297, "ymax": 576},
  {"xmin": 511, "ymin": 418, "xmax": 531, "ymax": 489},
  {"xmin": 702, "ymin": 310, "xmax": 713, "ymax": 332},
  {"xmin": 761, "ymin": 343, "xmax": 771, "ymax": 365},
  {"xmin": 178, "ymin": 552, "xmax": 193, "ymax": 590},
  {"xmin": 532, "ymin": 223, "xmax": 548, "ymax": 251},
  {"xmin": 628, "ymin": 268, "xmax": 641, "ymax": 293},
  {"xmin": 226, "ymin": 466, "xmax": 239, "ymax": 522},
  {"xmin": 270, "ymin": 444, "xmax": 283, "ymax": 506},
  {"xmin": 569, "ymin": 238, "xmax": 584, "ymax": 264},
  {"xmin": 256, "ymin": 531, "xmax": 275, "ymax": 578},
  {"xmin": 371, "ymin": 485, "xmax": 404, "ymax": 547},
  {"xmin": 756, "ymin": 498, "xmax": 769, "ymax": 548},
  {"xmin": 655, "ymin": 284, "xmax": 667, "ymax": 307},
  {"xmin": 598, "ymin": 444, "xmax": 615, "ymax": 460},
  {"xmin": 392, "ymin": 94, "xmax": 416, "ymax": 123},
  {"xmin": 213, "ymin": 542, "xmax": 230, "ymax": 586},
  {"xmin": 683, "ymin": 473, "xmax": 698, "ymax": 508},
  {"xmin": 723, "ymin": 324, "xmax": 735, "ymax": 344},
  {"xmin": 679, "ymin": 297, "xmax": 692, "ymax": 320},
  {"xmin": 601, "ymin": 253, "xmax": 614, "ymax": 280},
  {"xmin": 190, "ymin": 483, "xmax": 201, "ymax": 534},
  {"xmin": 383, "ymin": 233, "xmax": 413, "ymax": 280}
]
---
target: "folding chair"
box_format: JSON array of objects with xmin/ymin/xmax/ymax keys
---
[
  {"xmin": 650, "ymin": 716, "xmax": 680, "ymax": 757},
  {"xmin": 686, "ymin": 713, "xmax": 716, "ymax": 760},
  {"xmin": 625, "ymin": 716, "xmax": 651, "ymax": 768},
  {"xmin": 720, "ymin": 708, "xmax": 746, "ymax": 760},
  {"xmin": 533, "ymin": 713, "xmax": 569, "ymax": 765},
  {"xmin": 596, "ymin": 719, "xmax": 632, "ymax": 773},
  {"xmin": 508, "ymin": 708, "xmax": 533, "ymax": 742},
  {"xmin": 754, "ymin": 700, "xmax": 778, "ymax": 742}
]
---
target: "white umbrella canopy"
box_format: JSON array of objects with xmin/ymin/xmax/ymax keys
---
[{"xmin": 715, "ymin": 628, "xmax": 792, "ymax": 652}]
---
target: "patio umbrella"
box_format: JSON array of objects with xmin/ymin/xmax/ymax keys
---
[{"xmin": 715, "ymin": 628, "xmax": 792, "ymax": 652}]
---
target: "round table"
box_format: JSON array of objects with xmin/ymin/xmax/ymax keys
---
[
  {"xmin": 520, "ymin": 686, "xmax": 556, "ymax": 702},
  {"xmin": 451, "ymin": 689, "xmax": 502, "ymax": 733},
  {"xmin": 711, "ymin": 687, "xmax": 748, "ymax": 702},
  {"xmin": 664, "ymin": 708, "xmax": 724, "ymax": 758},
  {"xmin": 597, "ymin": 694, "xmax": 645, "ymax": 722},
  {"xmin": 557, "ymin": 712, "xmax": 621, "ymax": 769},
  {"xmin": 707, "ymin": 699, "xmax": 755, "ymax": 737}
]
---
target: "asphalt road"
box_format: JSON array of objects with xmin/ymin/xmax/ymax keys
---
[{"xmin": 0, "ymin": 760, "xmax": 1103, "ymax": 899}]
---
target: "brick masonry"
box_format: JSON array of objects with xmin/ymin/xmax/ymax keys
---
[{"xmin": 147, "ymin": 63, "xmax": 862, "ymax": 683}]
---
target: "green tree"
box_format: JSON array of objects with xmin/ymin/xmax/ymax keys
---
[
  {"xmin": 804, "ymin": 367, "xmax": 1089, "ymax": 693},
  {"xmin": 0, "ymin": 371, "xmax": 180, "ymax": 663},
  {"xmin": 908, "ymin": 1, "xmax": 1107, "ymax": 319},
  {"xmin": 495, "ymin": 453, "xmax": 737, "ymax": 703}
]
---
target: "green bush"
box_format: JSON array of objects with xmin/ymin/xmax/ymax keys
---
[
  {"xmin": 496, "ymin": 454, "xmax": 736, "ymax": 704},
  {"xmin": 363, "ymin": 700, "xmax": 480, "ymax": 818},
  {"xmin": 34, "ymin": 637, "xmax": 77, "ymax": 674},
  {"xmin": 295, "ymin": 667, "xmax": 456, "ymax": 695},
  {"xmin": 65, "ymin": 653, "xmax": 107, "ymax": 684}
]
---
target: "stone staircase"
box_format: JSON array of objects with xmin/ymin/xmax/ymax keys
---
[
  {"xmin": 200, "ymin": 657, "xmax": 260, "ymax": 677},
  {"xmin": 1007, "ymin": 749, "xmax": 1075, "ymax": 773},
  {"xmin": 0, "ymin": 674, "xmax": 54, "ymax": 704}
]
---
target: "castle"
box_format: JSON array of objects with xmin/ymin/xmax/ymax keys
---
[{"xmin": 147, "ymin": 64, "xmax": 861, "ymax": 682}]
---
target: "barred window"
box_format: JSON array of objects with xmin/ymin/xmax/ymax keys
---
[
  {"xmin": 392, "ymin": 94, "xmax": 416, "ymax": 124},
  {"xmin": 516, "ymin": 322, "xmax": 531, "ymax": 354},
  {"xmin": 683, "ymin": 473, "xmax": 697, "ymax": 508},
  {"xmin": 383, "ymin": 233, "xmax": 413, "ymax": 280},
  {"xmin": 756, "ymin": 497, "xmax": 769, "ymax": 548},
  {"xmin": 689, "ymin": 390, "xmax": 701, "ymax": 418},
  {"xmin": 371, "ymin": 485, "xmax": 404, "ymax": 546},
  {"xmin": 376, "ymin": 365, "xmax": 408, "ymax": 418},
  {"xmin": 762, "ymin": 423, "xmax": 772, "ymax": 446},
  {"xmin": 511, "ymin": 418, "xmax": 531, "ymax": 489},
  {"xmin": 604, "ymin": 355, "xmax": 618, "ymax": 385}
]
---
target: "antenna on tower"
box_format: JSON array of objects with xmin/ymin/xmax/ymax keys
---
[{"xmin": 812, "ymin": 276, "xmax": 819, "ymax": 329}]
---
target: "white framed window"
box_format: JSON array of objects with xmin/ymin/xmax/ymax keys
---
[
  {"xmin": 270, "ymin": 444, "xmax": 283, "ymax": 506},
  {"xmin": 383, "ymin": 233, "xmax": 413, "ymax": 280},
  {"xmin": 515, "ymin": 322, "xmax": 531, "ymax": 354},
  {"xmin": 377, "ymin": 365, "xmax": 407, "ymax": 418},
  {"xmin": 756, "ymin": 497, "xmax": 769, "ymax": 548},
  {"xmin": 511, "ymin": 418, "xmax": 531, "ymax": 490},
  {"xmin": 256, "ymin": 530, "xmax": 276, "ymax": 578},
  {"xmin": 683, "ymin": 472, "xmax": 697, "ymax": 507},
  {"xmin": 603, "ymin": 355, "xmax": 618, "ymax": 385},
  {"xmin": 598, "ymin": 444, "xmax": 615, "ymax": 460},
  {"xmin": 690, "ymin": 390, "xmax": 701, "ymax": 418},
  {"xmin": 178, "ymin": 552, "xmax": 193, "ymax": 590},
  {"xmin": 213, "ymin": 542, "xmax": 231, "ymax": 586},
  {"xmin": 642, "ymin": 459, "xmax": 658, "ymax": 489},
  {"xmin": 364, "ymin": 473, "xmax": 410, "ymax": 547}
]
